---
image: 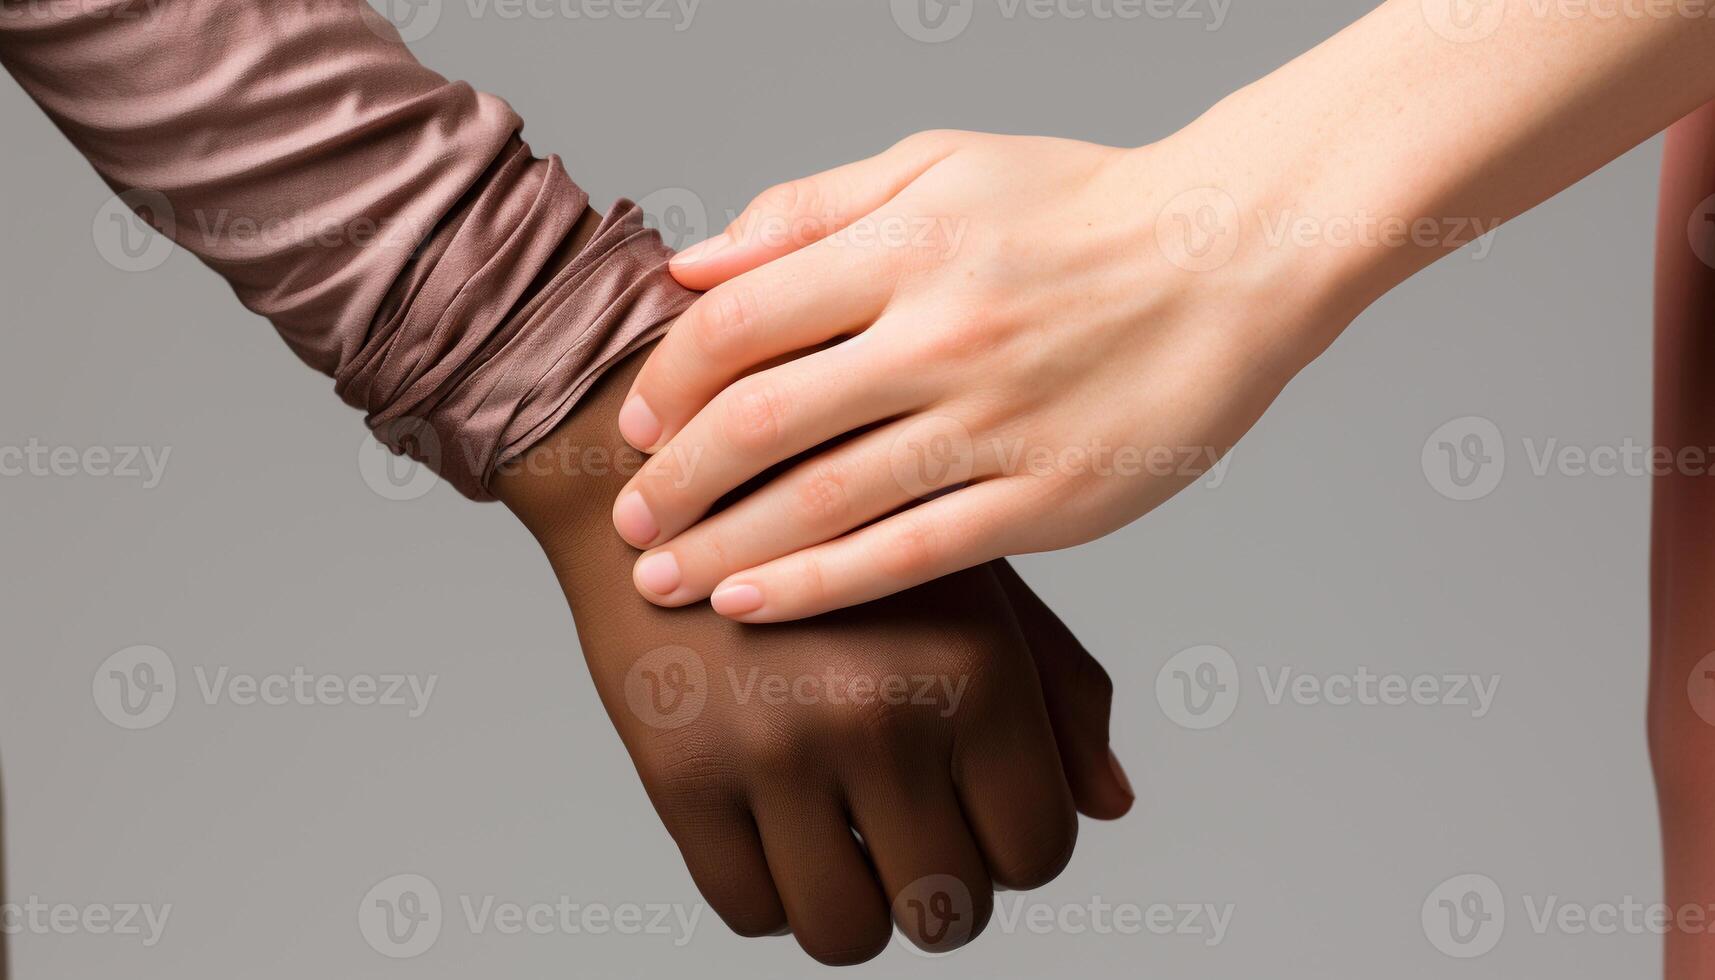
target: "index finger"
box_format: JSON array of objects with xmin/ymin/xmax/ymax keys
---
[{"xmin": 619, "ymin": 236, "xmax": 895, "ymax": 453}]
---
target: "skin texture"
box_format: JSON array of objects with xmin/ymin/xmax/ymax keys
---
[
  {"xmin": 1652, "ymin": 98, "xmax": 1715, "ymax": 980},
  {"xmin": 612, "ymin": 0, "xmax": 1715, "ymax": 622},
  {"xmin": 494, "ymin": 340, "xmax": 1133, "ymax": 965}
]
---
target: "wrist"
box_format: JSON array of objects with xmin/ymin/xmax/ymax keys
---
[
  {"xmin": 1202, "ymin": 84, "xmax": 1450, "ymax": 290},
  {"xmin": 493, "ymin": 339, "xmax": 658, "ymax": 549},
  {"xmin": 1117, "ymin": 120, "xmax": 1375, "ymax": 376},
  {"xmin": 1138, "ymin": 0, "xmax": 1554, "ymax": 367}
]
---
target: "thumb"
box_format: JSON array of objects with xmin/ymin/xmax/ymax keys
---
[
  {"xmin": 992, "ymin": 559, "xmax": 1136, "ymax": 821},
  {"xmin": 669, "ymin": 130, "xmax": 963, "ymax": 290}
]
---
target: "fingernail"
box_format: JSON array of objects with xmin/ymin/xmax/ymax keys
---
[
  {"xmin": 613, "ymin": 491, "xmax": 659, "ymax": 547},
  {"xmin": 671, "ymin": 232, "xmax": 729, "ymax": 268},
  {"xmin": 1107, "ymin": 747, "xmax": 1134, "ymax": 801},
  {"xmin": 711, "ymin": 583, "xmax": 765, "ymax": 617},
  {"xmin": 635, "ymin": 552, "xmax": 682, "ymax": 596},
  {"xmin": 618, "ymin": 394, "xmax": 662, "ymax": 451}
]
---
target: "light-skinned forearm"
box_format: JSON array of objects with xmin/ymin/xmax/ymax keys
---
[{"xmin": 1189, "ymin": 0, "xmax": 1715, "ymax": 349}]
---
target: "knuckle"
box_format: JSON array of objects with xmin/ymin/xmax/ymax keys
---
[
  {"xmin": 691, "ymin": 529, "xmax": 733, "ymax": 576},
  {"xmin": 958, "ymin": 394, "xmax": 1014, "ymax": 437},
  {"xmin": 792, "ymin": 459, "xmax": 852, "ymax": 527},
  {"xmin": 731, "ymin": 708, "xmax": 816, "ymax": 776},
  {"xmin": 875, "ymin": 516, "xmax": 946, "ymax": 581},
  {"xmin": 758, "ymin": 179, "xmax": 808, "ymax": 215},
  {"xmin": 640, "ymin": 745, "xmax": 744, "ymax": 814},
  {"xmin": 918, "ymin": 315, "xmax": 1000, "ymax": 362},
  {"xmin": 753, "ymin": 179, "xmax": 826, "ymax": 245},
  {"xmin": 991, "ymin": 808, "xmax": 1078, "ymax": 890},
  {"xmin": 689, "ymin": 285, "xmax": 760, "ymax": 361},
  {"xmin": 849, "ymin": 695, "xmax": 938, "ymax": 753},
  {"xmin": 720, "ymin": 379, "xmax": 790, "ymax": 453},
  {"xmin": 1009, "ymin": 465, "xmax": 1081, "ymax": 510},
  {"xmin": 793, "ymin": 553, "xmax": 828, "ymax": 608},
  {"xmin": 1079, "ymin": 654, "xmax": 1116, "ymax": 705},
  {"xmin": 897, "ymin": 128, "xmax": 961, "ymax": 155}
]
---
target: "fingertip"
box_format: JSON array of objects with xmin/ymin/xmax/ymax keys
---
[
  {"xmin": 669, "ymin": 234, "xmax": 741, "ymax": 290},
  {"xmin": 1108, "ymin": 747, "xmax": 1135, "ymax": 801},
  {"xmin": 1080, "ymin": 794, "xmax": 1137, "ymax": 822},
  {"xmin": 710, "ymin": 582, "xmax": 766, "ymax": 619},
  {"xmin": 634, "ymin": 550, "xmax": 683, "ymax": 597},
  {"xmin": 612, "ymin": 491, "xmax": 661, "ymax": 549},
  {"xmin": 617, "ymin": 393, "xmax": 663, "ymax": 452},
  {"xmin": 1073, "ymin": 748, "xmax": 1137, "ymax": 821},
  {"xmin": 670, "ymin": 232, "xmax": 728, "ymax": 269}
]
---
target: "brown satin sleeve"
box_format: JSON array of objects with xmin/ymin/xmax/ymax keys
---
[{"xmin": 0, "ymin": 0, "xmax": 694, "ymax": 499}]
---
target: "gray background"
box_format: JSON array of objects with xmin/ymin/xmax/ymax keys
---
[{"xmin": 0, "ymin": 0, "xmax": 1664, "ymax": 976}]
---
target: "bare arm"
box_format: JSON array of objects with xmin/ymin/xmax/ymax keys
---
[{"xmin": 601, "ymin": 0, "xmax": 1715, "ymax": 620}]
